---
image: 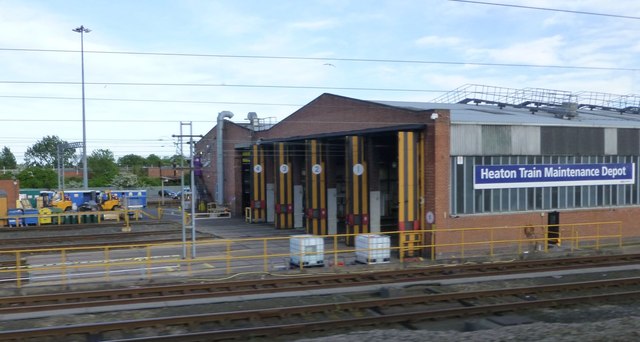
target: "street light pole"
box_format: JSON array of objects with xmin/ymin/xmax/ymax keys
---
[{"xmin": 73, "ymin": 25, "xmax": 90, "ymax": 190}]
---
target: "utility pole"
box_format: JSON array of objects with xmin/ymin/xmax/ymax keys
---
[
  {"xmin": 172, "ymin": 122, "xmax": 203, "ymax": 259},
  {"xmin": 57, "ymin": 142, "xmax": 82, "ymax": 190}
]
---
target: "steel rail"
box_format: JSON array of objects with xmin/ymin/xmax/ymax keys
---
[
  {"xmin": 118, "ymin": 290, "xmax": 640, "ymax": 342},
  {"xmin": 1, "ymin": 253, "xmax": 640, "ymax": 315},
  {"xmin": 0, "ymin": 231, "xmax": 205, "ymax": 252},
  {"xmin": 0, "ymin": 230, "xmax": 183, "ymax": 245},
  {"xmin": 0, "ymin": 238, "xmax": 205, "ymax": 253},
  {"xmin": 1, "ymin": 278, "xmax": 639, "ymax": 341},
  {"xmin": 0, "ymin": 221, "xmax": 177, "ymax": 233}
]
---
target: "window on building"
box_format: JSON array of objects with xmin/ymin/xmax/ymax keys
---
[{"xmin": 450, "ymin": 155, "xmax": 640, "ymax": 215}]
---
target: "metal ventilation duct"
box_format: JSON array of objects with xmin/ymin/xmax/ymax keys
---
[{"xmin": 216, "ymin": 111, "xmax": 234, "ymax": 204}]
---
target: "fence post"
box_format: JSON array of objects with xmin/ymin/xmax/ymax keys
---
[
  {"xmin": 431, "ymin": 228, "xmax": 436, "ymax": 261},
  {"xmin": 104, "ymin": 247, "xmax": 110, "ymax": 282},
  {"xmin": 226, "ymin": 240, "xmax": 232, "ymax": 274},
  {"xmin": 490, "ymin": 228, "xmax": 494, "ymax": 256},
  {"xmin": 146, "ymin": 246, "xmax": 152, "ymax": 279},
  {"xmin": 619, "ymin": 222, "xmax": 623, "ymax": 248},
  {"xmin": 333, "ymin": 235, "xmax": 338, "ymax": 267},
  {"xmin": 263, "ymin": 239, "xmax": 268, "ymax": 272},
  {"xmin": 61, "ymin": 249, "xmax": 68, "ymax": 286},
  {"xmin": 16, "ymin": 251, "xmax": 21, "ymax": 288},
  {"xmin": 122, "ymin": 209, "xmax": 131, "ymax": 232}
]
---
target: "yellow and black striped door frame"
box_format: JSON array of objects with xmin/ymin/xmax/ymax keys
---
[
  {"xmin": 305, "ymin": 139, "xmax": 327, "ymax": 235},
  {"xmin": 398, "ymin": 131, "xmax": 420, "ymax": 230},
  {"xmin": 398, "ymin": 131, "xmax": 425, "ymax": 257},
  {"xmin": 250, "ymin": 144, "xmax": 266, "ymax": 222},
  {"xmin": 274, "ymin": 142, "xmax": 294, "ymax": 229},
  {"xmin": 345, "ymin": 136, "xmax": 369, "ymax": 246}
]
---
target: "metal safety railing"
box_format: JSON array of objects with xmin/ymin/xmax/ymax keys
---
[
  {"xmin": 0, "ymin": 208, "xmax": 164, "ymax": 230},
  {"xmin": 430, "ymin": 221, "xmax": 623, "ymax": 259},
  {"xmin": 0, "ymin": 221, "xmax": 624, "ymax": 288}
]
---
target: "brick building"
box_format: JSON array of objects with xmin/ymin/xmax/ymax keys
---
[
  {"xmin": 0, "ymin": 179, "xmax": 20, "ymax": 209},
  {"xmin": 195, "ymin": 85, "xmax": 640, "ymax": 254}
]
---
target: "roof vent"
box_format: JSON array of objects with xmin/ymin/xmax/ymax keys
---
[
  {"xmin": 247, "ymin": 111, "xmax": 258, "ymax": 122},
  {"xmin": 545, "ymin": 102, "xmax": 578, "ymax": 119}
]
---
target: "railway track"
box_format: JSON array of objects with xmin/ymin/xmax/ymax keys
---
[
  {"xmin": 0, "ymin": 220, "xmax": 178, "ymax": 233},
  {"xmin": 0, "ymin": 230, "xmax": 207, "ymax": 251},
  {"xmin": 1, "ymin": 252, "xmax": 640, "ymax": 316},
  {"xmin": 1, "ymin": 276, "xmax": 639, "ymax": 341},
  {"xmin": 0, "ymin": 230, "xmax": 183, "ymax": 245}
]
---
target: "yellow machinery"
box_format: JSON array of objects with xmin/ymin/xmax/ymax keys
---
[
  {"xmin": 98, "ymin": 191, "xmax": 121, "ymax": 211},
  {"xmin": 38, "ymin": 207, "xmax": 52, "ymax": 225},
  {"xmin": 41, "ymin": 191, "xmax": 73, "ymax": 212}
]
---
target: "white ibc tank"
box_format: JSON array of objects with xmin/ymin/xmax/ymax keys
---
[
  {"xmin": 356, "ymin": 234, "xmax": 391, "ymax": 264},
  {"xmin": 290, "ymin": 234, "xmax": 324, "ymax": 267}
]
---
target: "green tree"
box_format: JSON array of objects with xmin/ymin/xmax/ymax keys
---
[
  {"xmin": 17, "ymin": 167, "xmax": 57, "ymax": 188},
  {"xmin": 0, "ymin": 173, "xmax": 15, "ymax": 180},
  {"xmin": 0, "ymin": 146, "xmax": 17, "ymax": 169},
  {"xmin": 87, "ymin": 149, "xmax": 119, "ymax": 187},
  {"xmin": 24, "ymin": 136, "xmax": 76, "ymax": 168},
  {"xmin": 146, "ymin": 154, "xmax": 163, "ymax": 167},
  {"xmin": 118, "ymin": 154, "xmax": 147, "ymax": 176},
  {"xmin": 167, "ymin": 154, "xmax": 186, "ymax": 166}
]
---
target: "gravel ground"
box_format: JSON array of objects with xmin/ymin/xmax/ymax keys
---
[
  {"xmin": 295, "ymin": 316, "xmax": 640, "ymax": 342},
  {"xmin": 293, "ymin": 270, "xmax": 640, "ymax": 342},
  {"xmin": 3, "ymin": 270, "xmax": 640, "ymax": 341}
]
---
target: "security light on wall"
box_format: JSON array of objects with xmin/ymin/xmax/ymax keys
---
[{"xmin": 430, "ymin": 113, "xmax": 439, "ymax": 120}]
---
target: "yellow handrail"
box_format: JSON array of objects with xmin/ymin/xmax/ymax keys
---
[{"xmin": 0, "ymin": 221, "xmax": 624, "ymax": 288}]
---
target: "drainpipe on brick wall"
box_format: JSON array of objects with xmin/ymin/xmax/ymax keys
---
[{"xmin": 216, "ymin": 111, "xmax": 234, "ymax": 204}]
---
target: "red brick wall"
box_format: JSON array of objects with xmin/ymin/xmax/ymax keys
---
[
  {"xmin": 147, "ymin": 167, "xmax": 180, "ymax": 180},
  {"xmin": 425, "ymin": 108, "xmax": 639, "ymax": 255},
  {"xmin": 195, "ymin": 121, "xmax": 252, "ymax": 215},
  {"xmin": 257, "ymin": 94, "xmax": 431, "ymax": 140},
  {"xmin": 425, "ymin": 109, "xmax": 451, "ymax": 228},
  {"xmin": 0, "ymin": 180, "xmax": 20, "ymax": 209}
]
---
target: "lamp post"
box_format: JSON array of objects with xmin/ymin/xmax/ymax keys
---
[{"xmin": 73, "ymin": 25, "xmax": 90, "ymax": 189}]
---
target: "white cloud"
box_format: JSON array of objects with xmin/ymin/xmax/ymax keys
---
[
  {"xmin": 471, "ymin": 35, "xmax": 565, "ymax": 66},
  {"xmin": 415, "ymin": 35, "xmax": 462, "ymax": 48}
]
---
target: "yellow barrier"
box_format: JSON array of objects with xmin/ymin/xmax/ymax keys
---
[
  {"xmin": 0, "ymin": 221, "xmax": 624, "ymax": 288},
  {"xmin": 429, "ymin": 221, "xmax": 623, "ymax": 259},
  {"xmin": 0, "ymin": 208, "xmax": 163, "ymax": 229}
]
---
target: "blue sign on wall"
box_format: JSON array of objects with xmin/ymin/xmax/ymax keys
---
[{"xmin": 474, "ymin": 163, "xmax": 636, "ymax": 189}]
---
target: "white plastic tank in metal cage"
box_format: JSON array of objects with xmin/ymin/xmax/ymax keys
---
[
  {"xmin": 290, "ymin": 234, "xmax": 324, "ymax": 267},
  {"xmin": 356, "ymin": 234, "xmax": 391, "ymax": 264}
]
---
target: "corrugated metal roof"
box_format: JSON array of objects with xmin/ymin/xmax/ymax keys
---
[{"xmin": 373, "ymin": 100, "xmax": 640, "ymax": 128}]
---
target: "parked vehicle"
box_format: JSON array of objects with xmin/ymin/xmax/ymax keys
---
[
  {"xmin": 40, "ymin": 191, "xmax": 74, "ymax": 211},
  {"xmin": 158, "ymin": 190, "xmax": 177, "ymax": 199},
  {"xmin": 175, "ymin": 191, "xmax": 192, "ymax": 200},
  {"xmin": 98, "ymin": 190, "xmax": 121, "ymax": 210}
]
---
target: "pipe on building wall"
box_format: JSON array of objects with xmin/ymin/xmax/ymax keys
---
[{"xmin": 217, "ymin": 111, "xmax": 234, "ymax": 204}]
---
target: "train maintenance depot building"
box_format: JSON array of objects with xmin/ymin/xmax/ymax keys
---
[{"xmin": 195, "ymin": 85, "xmax": 640, "ymax": 257}]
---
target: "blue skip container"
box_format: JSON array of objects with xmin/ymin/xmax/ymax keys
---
[
  {"xmin": 23, "ymin": 208, "xmax": 39, "ymax": 226},
  {"xmin": 8, "ymin": 209, "xmax": 24, "ymax": 227}
]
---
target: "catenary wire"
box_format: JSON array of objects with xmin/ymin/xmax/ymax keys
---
[
  {"xmin": 0, "ymin": 48, "xmax": 637, "ymax": 72},
  {"xmin": 449, "ymin": 0, "xmax": 640, "ymax": 20}
]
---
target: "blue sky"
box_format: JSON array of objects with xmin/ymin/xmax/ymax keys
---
[{"xmin": 1, "ymin": 0, "xmax": 640, "ymax": 163}]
